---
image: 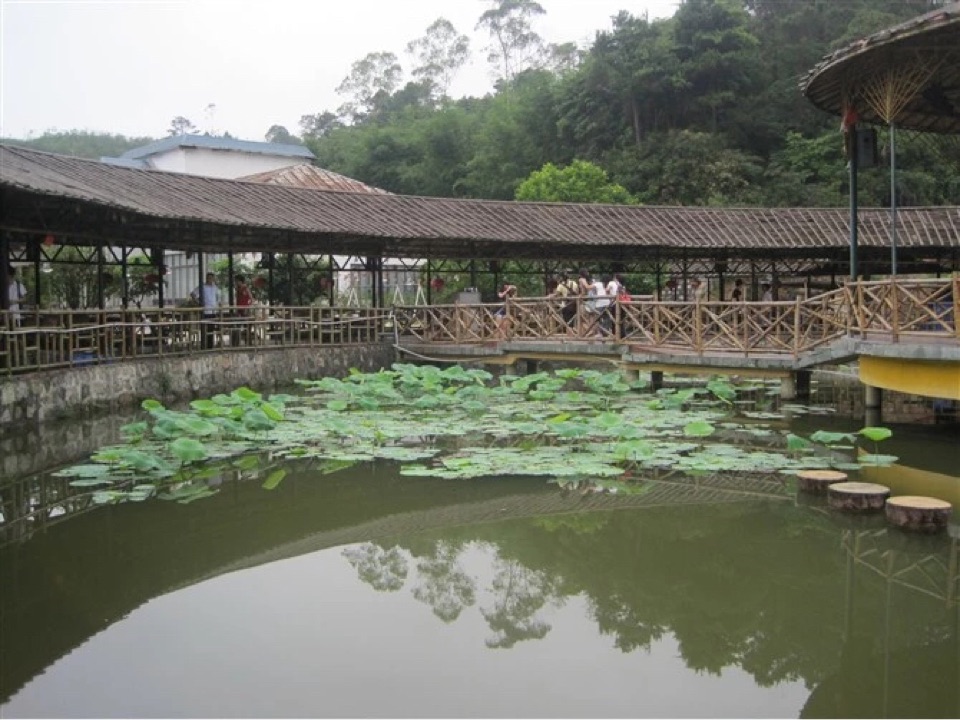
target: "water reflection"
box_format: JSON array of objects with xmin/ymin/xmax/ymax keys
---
[{"xmin": 3, "ymin": 455, "xmax": 956, "ymax": 718}]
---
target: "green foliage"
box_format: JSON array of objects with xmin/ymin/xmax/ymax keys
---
[
  {"xmin": 515, "ymin": 160, "xmax": 636, "ymax": 204},
  {"xmin": 858, "ymin": 426, "xmax": 892, "ymax": 443},
  {"xmin": 40, "ymin": 246, "xmax": 122, "ymax": 309},
  {"xmin": 0, "ymin": 130, "xmax": 154, "ymax": 159},
  {"xmin": 61, "ymin": 363, "xmax": 896, "ymax": 507},
  {"xmin": 13, "ymin": 2, "xmax": 950, "ymax": 209}
]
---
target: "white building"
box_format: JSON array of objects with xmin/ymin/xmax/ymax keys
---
[{"xmin": 102, "ymin": 135, "xmax": 315, "ymax": 302}]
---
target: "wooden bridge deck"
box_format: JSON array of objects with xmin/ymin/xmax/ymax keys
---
[
  {"xmin": 2, "ymin": 278, "xmax": 958, "ymax": 392},
  {"xmin": 393, "ymin": 278, "xmax": 960, "ymax": 388}
]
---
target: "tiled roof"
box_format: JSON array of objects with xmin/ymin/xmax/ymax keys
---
[
  {"xmin": 238, "ymin": 163, "xmax": 389, "ymax": 194},
  {"xmin": 802, "ymin": 3, "xmax": 960, "ymax": 134},
  {"xmin": 2, "ymin": 144, "xmax": 957, "ymax": 261}
]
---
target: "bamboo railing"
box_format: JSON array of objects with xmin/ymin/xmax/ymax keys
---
[
  {"xmin": 1, "ymin": 278, "xmax": 956, "ymax": 375},
  {"xmin": 0, "ymin": 305, "xmax": 387, "ymax": 375},
  {"xmin": 394, "ymin": 277, "xmax": 959, "ymax": 357}
]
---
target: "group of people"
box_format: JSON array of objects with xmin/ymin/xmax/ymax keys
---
[
  {"xmin": 691, "ymin": 277, "xmax": 775, "ymax": 303},
  {"xmin": 495, "ymin": 268, "xmax": 632, "ymax": 338},
  {"xmin": 491, "ymin": 272, "xmax": 779, "ymax": 340},
  {"xmin": 190, "ymin": 272, "xmax": 255, "ymax": 348}
]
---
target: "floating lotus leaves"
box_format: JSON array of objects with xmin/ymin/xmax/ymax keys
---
[
  {"xmin": 683, "ymin": 421, "xmax": 716, "ymax": 438},
  {"xmin": 59, "ymin": 365, "xmax": 885, "ymax": 507},
  {"xmin": 859, "ymin": 426, "xmax": 893, "ymax": 443},
  {"xmin": 170, "ymin": 437, "xmax": 207, "ymax": 464},
  {"xmin": 261, "ymin": 468, "xmax": 287, "ymax": 490}
]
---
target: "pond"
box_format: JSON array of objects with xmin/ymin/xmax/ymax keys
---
[{"xmin": 1, "ymin": 365, "xmax": 958, "ymax": 718}]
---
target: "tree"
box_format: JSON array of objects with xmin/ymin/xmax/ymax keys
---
[
  {"xmin": 476, "ymin": 0, "xmax": 547, "ymax": 83},
  {"xmin": 42, "ymin": 247, "xmax": 121, "ymax": 310},
  {"xmin": 167, "ymin": 116, "xmax": 197, "ymax": 136},
  {"xmin": 0, "ymin": 130, "xmax": 155, "ymax": 160},
  {"xmin": 457, "ymin": 70, "xmax": 567, "ymax": 199},
  {"xmin": 264, "ymin": 125, "xmax": 301, "ymax": 145},
  {"xmin": 335, "ymin": 52, "xmax": 404, "ymax": 123},
  {"xmin": 612, "ymin": 130, "xmax": 763, "ymax": 206},
  {"xmin": 126, "ymin": 256, "xmax": 165, "ymax": 309},
  {"xmin": 515, "ymin": 160, "xmax": 636, "ymax": 204},
  {"xmin": 672, "ymin": 0, "xmax": 762, "ymax": 133},
  {"xmin": 299, "ymin": 111, "xmax": 342, "ymax": 141},
  {"xmin": 406, "ymin": 18, "xmax": 471, "ymax": 100}
]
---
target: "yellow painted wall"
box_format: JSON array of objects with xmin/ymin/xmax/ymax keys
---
[{"xmin": 859, "ymin": 356, "xmax": 960, "ymax": 401}]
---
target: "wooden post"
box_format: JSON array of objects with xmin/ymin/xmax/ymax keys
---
[
  {"xmin": 890, "ymin": 276, "xmax": 899, "ymax": 342},
  {"xmin": 865, "ymin": 378, "xmax": 882, "ymax": 427}
]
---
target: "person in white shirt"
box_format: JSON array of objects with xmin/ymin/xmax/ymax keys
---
[
  {"xmin": 6, "ymin": 268, "xmax": 27, "ymax": 327},
  {"xmin": 191, "ymin": 273, "xmax": 221, "ymax": 348},
  {"xmin": 592, "ymin": 276, "xmax": 610, "ymax": 336},
  {"xmin": 192, "ymin": 273, "xmax": 221, "ymax": 316}
]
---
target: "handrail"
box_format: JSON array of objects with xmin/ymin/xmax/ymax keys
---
[
  {"xmin": 393, "ymin": 277, "xmax": 957, "ymax": 356},
  {"xmin": 2, "ymin": 278, "xmax": 956, "ymax": 375},
  {"xmin": 0, "ymin": 305, "xmax": 392, "ymax": 376}
]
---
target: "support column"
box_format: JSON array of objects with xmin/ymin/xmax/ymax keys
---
[
  {"xmin": 227, "ymin": 250, "xmax": 235, "ymax": 306},
  {"xmin": 780, "ymin": 373, "xmax": 797, "ymax": 400},
  {"xmin": 0, "ymin": 233, "xmax": 10, "ymax": 311},
  {"xmin": 650, "ymin": 370, "xmax": 664, "ymax": 391},
  {"xmin": 796, "ymin": 370, "xmax": 812, "ymax": 399},
  {"xmin": 524, "ymin": 358, "xmax": 538, "ymax": 375},
  {"xmin": 865, "ymin": 385, "xmax": 882, "ymax": 426}
]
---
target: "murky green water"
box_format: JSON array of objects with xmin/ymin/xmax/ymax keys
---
[{"xmin": 1, "ymin": 383, "xmax": 958, "ymax": 719}]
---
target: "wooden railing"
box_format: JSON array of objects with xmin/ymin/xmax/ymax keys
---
[
  {"xmin": 1, "ymin": 278, "xmax": 956, "ymax": 375},
  {"xmin": 394, "ymin": 277, "xmax": 958, "ymax": 357},
  {"xmin": 0, "ymin": 305, "xmax": 388, "ymax": 375}
]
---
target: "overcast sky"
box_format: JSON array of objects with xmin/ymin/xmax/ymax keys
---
[{"xmin": 1, "ymin": 0, "xmax": 678, "ymax": 142}]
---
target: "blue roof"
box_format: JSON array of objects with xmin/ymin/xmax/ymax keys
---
[
  {"xmin": 100, "ymin": 156, "xmax": 149, "ymax": 169},
  {"xmin": 117, "ymin": 134, "xmax": 314, "ymax": 160}
]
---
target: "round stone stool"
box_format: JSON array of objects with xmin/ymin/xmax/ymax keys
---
[
  {"xmin": 828, "ymin": 482, "xmax": 890, "ymax": 513},
  {"xmin": 885, "ymin": 496, "xmax": 952, "ymax": 533},
  {"xmin": 797, "ymin": 469, "xmax": 848, "ymax": 494}
]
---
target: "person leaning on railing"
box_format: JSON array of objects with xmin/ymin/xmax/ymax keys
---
[
  {"xmin": 191, "ymin": 272, "xmax": 221, "ymax": 349},
  {"xmin": 495, "ymin": 282, "xmax": 517, "ymax": 338},
  {"xmin": 6, "ymin": 267, "xmax": 27, "ymax": 328},
  {"xmin": 231, "ymin": 274, "xmax": 254, "ymax": 346}
]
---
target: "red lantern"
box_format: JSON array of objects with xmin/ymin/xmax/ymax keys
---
[
  {"xmin": 43, "ymin": 234, "xmax": 55, "ymax": 246},
  {"xmin": 253, "ymin": 276, "xmax": 267, "ymax": 289}
]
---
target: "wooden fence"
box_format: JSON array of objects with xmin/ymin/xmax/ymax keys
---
[
  {"xmin": 1, "ymin": 278, "xmax": 956, "ymax": 375},
  {"xmin": 0, "ymin": 305, "xmax": 387, "ymax": 375},
  {"xmin": 393, "ymin": 277, "xmax": 958, "ymax": 357}
]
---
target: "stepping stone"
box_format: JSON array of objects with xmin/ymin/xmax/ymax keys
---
[
  {"xmin": 828, "ymin": 481, "xmax": 890, "ymax": 513},
  {"xmin": 797, "ymin": 469, "xmax": 848, "ymax": 494},
  {"xmin": 885, "ymin": 496, "xmax": 953, "ymax": 533}
]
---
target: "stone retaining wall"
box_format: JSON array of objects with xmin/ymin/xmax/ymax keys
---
[{"xmin": 0, "ymin": 343, "xmax": 396, "ymax": 432}]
